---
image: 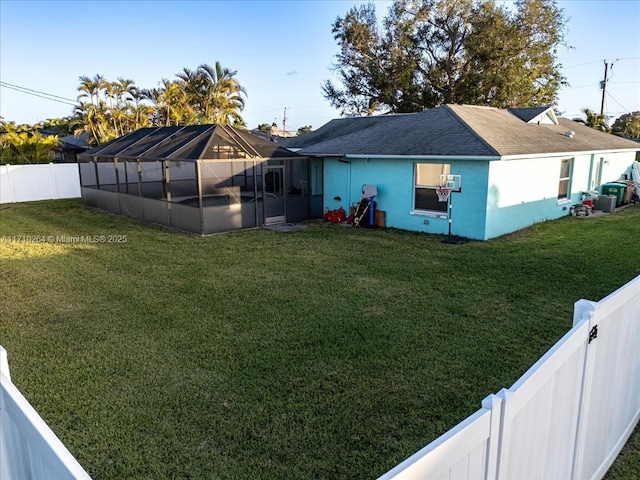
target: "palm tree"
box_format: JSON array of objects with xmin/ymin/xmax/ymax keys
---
[
  {"xmin": 581, "ymin": 108, "xmax": 609, "ymax": 132},
  {"xmin": 77, "ymin": 74, "xmax": 107, "ymax": 107},
  {"xmin": 176, "ymin": 62, "xmax": 247, "ymax": 125},
  {"xmin": 113, "ymin": 78, "xmax": 136, "ymax": 135},
  {"xmin": 160, "ymin": 79, "xmax": 192, "ymax": 126},
  {"xmin": 77, "ymin": 75, "xmax": 113, "ymax": 144},
  {"xmin": 199, "ymin": 62, "xmax": 247, "ymax": 124},
  {"xmin": 140, "ymin": 87, "xmax": 164, "ymax": 126}
]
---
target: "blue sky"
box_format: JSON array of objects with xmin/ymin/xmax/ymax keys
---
[{"xmin": 1, "ymin": 0, "xmax": 638, "ymax": 130}]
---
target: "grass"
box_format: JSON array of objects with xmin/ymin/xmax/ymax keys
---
[{"xmin": 0, "ymin": 199, "xmax": 639, "ymax": 479}]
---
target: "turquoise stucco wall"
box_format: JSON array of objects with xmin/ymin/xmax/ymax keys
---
[{"xmin": 323, "ymin": 157, "xmax": 490, "ymax": 239}]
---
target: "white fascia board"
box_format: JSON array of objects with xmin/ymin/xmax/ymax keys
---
[
  {"xmin": 344, "ymin": 154, "xmax": 501, "ymax": 161},
  {"xmin": 501, "ymin": 148, "xmax": 639, "ymax": 161}
]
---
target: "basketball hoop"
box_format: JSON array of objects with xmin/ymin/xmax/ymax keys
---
[{"xmin": 436, "ymin": 187, "xmax": 452, "ymax": 202}]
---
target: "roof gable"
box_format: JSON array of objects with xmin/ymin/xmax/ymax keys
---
[{"xmin": 508, "ymin": 106, "xmax": 558, "ymax": 125}]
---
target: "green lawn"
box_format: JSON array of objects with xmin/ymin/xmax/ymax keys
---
[{"xmin": 1, "ymin": 199, "xmax": 638, "ymax": 479}]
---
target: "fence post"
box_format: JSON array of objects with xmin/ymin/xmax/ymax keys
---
[
  {"xmin": 494, "ymin": 387, "xmax": 513, "ymax": 480},
  {"xmin": 571, "ymin": 299, "xmax": 598, "ymax": 480},
  {"xmin": 0, "ymin": 346, "xmax": 9, "ymax": 381},
  {"xmin": 482, "ymin": 393, "xmax": 503, "ymax": 479}
]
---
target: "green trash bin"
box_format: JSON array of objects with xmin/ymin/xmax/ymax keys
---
[{"xmin": 602, "ymin": 183, "xmax": 626, "ymax": 206}]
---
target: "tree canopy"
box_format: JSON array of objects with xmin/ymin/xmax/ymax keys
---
[
  {"xmin": 0, "ymin": 119, "xmax": 59, "ymax": 164},
  {"xmin": 323, "ymin": 0, "xmax": 568, "ymax": 115},
  {"xmin": 74, "ymin": 62, "xmax": 247, "ymax": 145},
  {"xmin": 611, "ymin": 112, "xmax": 640, "ymax": 139}
]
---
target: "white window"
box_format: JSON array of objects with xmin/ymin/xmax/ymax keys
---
[
  {"xmin": 414, "ymin": 163, "xmax": 450, "ymax": 213},
  {"xmin": 558, "ymin": 158, "xmax": 573, "ymax": 200}
]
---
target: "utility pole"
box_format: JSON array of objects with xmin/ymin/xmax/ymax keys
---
[
  {"xmin": 600, "ymin": 61, "xmax": 609, "ymax": 116},
  {"xmin": 282, "ymin": 107, "xmax": 287, "ymax": 137}
]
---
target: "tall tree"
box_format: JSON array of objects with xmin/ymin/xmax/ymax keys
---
[
  {"xmin": 176, "ymin": 63, "xmax": 247, "ymax": 125},
  {"xmin": 611, "ymin": 112, "xmax": 640, "ymax": 139},
  {"xmin": 581, "ymin": 107, "xmax": 609, "ymax": 132},
  {"xmin": 323, "ymin": 0, "xmax": 567, "ymax": 115}
]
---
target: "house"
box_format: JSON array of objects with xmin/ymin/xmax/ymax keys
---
[
  {"xmin": 41, "ymin": 128, "xmax": 91, "ymax": 163},
  {"xmin": 55, "ymin": 132, "xmax": 91, "ymax": 163},
  {"xmin": 77, "ymin": 125, "xmax": 317, "ymax": 234},
  {"xmin": 283, "ymin": 104, "xmax": 639, "ymax": 240}
]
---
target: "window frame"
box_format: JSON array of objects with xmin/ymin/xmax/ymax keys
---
[
  {"xmin": 412, "ymin": 163, "xmax": 451, "ymax": 217},
  {"xmin": 557, "ymin": 157, "xmax": 573, "ymax": 202}
]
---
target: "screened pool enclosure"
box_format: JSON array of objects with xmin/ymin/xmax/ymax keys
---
[{"xmin": 78, "ymin": 125, "xmax": 322, "ymax": 234}]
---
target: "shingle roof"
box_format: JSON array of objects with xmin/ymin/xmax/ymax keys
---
[
  {"xmin": 449, "ymin": 104, "xmax": 639, "ymax": 156},
  {"xmin": 59, "ymin": 132, "xmax": 90, "ymax": 150},
  {"xmin": 297, "ymin": 104, "xmax": 639, "ymax": 158},
  {"xmin": 281, "ymin": 114, "xmax": 411, "ymax": 149},
  {"xmin": 297, "ymin": 107, "xmax": 498, "ymax": 156}
]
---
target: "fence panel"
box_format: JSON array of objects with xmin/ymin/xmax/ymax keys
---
[
  {"xmin": 377, "ymin": 275, "xmax": 639, "ymax": 480},
  {"xmin": 0, "ymin": 164, "xmax": 80, "ymax": 203},
  {"xmin": 0, "ymin": 347, "xmax": 91, "ymax": 479},
  {"xmin": 496, "ymin": 320, "xmax": 590, "ymax": 480},
  {"xmin": 378, "ymin": 394, "xmax": 503, "ymax": 480},
  {"xmin": 573, "ymin": 276, "xmax": 640, "ymax": 480}
]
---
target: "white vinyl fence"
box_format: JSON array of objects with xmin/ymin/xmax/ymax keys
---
[
  {"xmin": 379, "ymin": 275, "xmax": 640, "ymax": 480},
  {"xmin": 0, "ymin": 164, "xmax": 80, "ymax": 204},
  {"xmin": 0, "ymin": 347, "xmax": 91, "ymax": 480}
]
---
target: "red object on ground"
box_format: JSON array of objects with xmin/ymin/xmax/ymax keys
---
[
  {"xmin": 582, "ymin": 200, "xmax": 594, "ymax": 207},
  {"xmin": 324, "ymin": 207, "xmax": 347, "ymax": 223},
  {"xmin": 324, "ymin": 211, "xmax": 338, "ymax": 222}
]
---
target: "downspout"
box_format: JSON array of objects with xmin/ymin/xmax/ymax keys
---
[{"xmin": 348, "ymin": 160, "xmax": 352, "ymax": 210}]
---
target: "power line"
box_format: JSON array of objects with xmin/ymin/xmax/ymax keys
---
[
  {"xmin": 562, "ymin": 83, "xmax": 599, "ymax": 90},
  {"xmin": 0, "ymin": 81, "xmax": 78, "ymax": 106},
  {"xmin": 564, "ymin": 57, "xmax": 640, "ymax": 69},
  {"xmin": 564, "ymin": 60, "xmax": 603, "ymax": 69},
  {"xmin": 606, "ymin": 92, "xmax": 630, "ymax": 114}
]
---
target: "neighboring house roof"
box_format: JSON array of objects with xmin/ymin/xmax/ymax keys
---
[
  {"xmin": 59, "ymin": 132, "xmax": 90, "ymax": 151},
  {"xmin": 41, "ymin": 130, "xmax": 91, "ymax": 151},
  {"xmin": 80, "ymin": 125, "xmax": 300, "ymax": 160},
  {"xmin": 296, "ymin": 104, "xmax": 639, "ymax": 158}
]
